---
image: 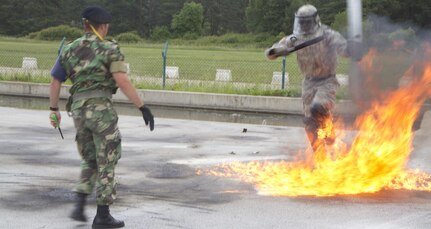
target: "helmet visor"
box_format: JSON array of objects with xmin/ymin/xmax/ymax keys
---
[{"xmin": 293, "ymin": 15, "xmax": 317, "ymax": 35}]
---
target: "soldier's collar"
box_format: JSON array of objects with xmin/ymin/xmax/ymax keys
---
[{"xmin": 84, "ymin": 32, "xmax": 104, "ymax": 42}]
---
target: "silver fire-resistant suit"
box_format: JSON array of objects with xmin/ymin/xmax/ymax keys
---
[{"xmin": 267, "ymin": 4, "xmax": 349, "ymax": 151}]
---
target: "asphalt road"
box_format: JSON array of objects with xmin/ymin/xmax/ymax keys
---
[{"xmin": 1, "ymin": 107, "xmax": 431, "ymax": 229}]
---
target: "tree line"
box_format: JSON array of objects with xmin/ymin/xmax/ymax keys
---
[{"xmin": 0, "ymin": 0, "xmax": 430, "ymax": 39}]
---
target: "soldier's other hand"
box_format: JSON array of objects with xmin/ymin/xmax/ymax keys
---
[{"xmin": 139, "ymin": 105, "xmax": 154, "ymax": 131}]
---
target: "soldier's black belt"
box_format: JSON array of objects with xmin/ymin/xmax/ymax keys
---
[{"xmin": 72, "ymin": 89, "xmax": 112, "ymax": 101}]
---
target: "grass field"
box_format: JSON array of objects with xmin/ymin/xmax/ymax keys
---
[{"xmin": 0, "ymin": 37, "xmax": 350, "ymax": 96}]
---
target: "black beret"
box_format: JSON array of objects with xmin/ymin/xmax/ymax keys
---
[{"xmin": 82, "ymin": 6, "xmax": 112, "ymax": 24}]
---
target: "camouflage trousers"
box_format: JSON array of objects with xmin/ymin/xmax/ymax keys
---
[{"xmin": 72, "ymin": 98, "xmax": 122, "ymax": 205}]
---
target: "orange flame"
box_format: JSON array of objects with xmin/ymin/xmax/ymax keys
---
[{"xmin": 198, "ymin": 49, "xmax": 431, "ymax": 197}]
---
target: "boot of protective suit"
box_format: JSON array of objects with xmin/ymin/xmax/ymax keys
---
[
  {"xmin": 324, "ymin": 125, "xmax": 336, "ymax": 146},
  {"xmin": 92, "ymin": 205, "xmax": 125, "ymax": 229},
  {"xmin": 70, "ymin": 193, "xmax": 88, "ymax": 222},
  {"xmin": 304, "ymin": 117, "xmax": 321, "ymax": 152},
  {"xmin": 304, "ymin": 117, "xmax": 327, "ymax": 163},
  {"xmin": 309, "ymin": 104, "xmax": 336, "ymax": 147},
  {"xmin": 305, "ymin": 128, "xmax": 325, "ymax": 153},
  {"xmin": 319, "ymin": 117, "xmax": 336, "ymax": 146}
]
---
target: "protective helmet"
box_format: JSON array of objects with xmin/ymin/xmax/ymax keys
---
[{"xmin": 293, "ymin": 4, "xmax": 321, "ymax": 36}]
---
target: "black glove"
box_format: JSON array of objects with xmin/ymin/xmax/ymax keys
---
[
  {"xmin": 139, "ymin": 105, "xmax": 154, "ymax": 131},
  {"xmin": 265, "ymin": 47, "xmax": 290, "ymax": 60}
]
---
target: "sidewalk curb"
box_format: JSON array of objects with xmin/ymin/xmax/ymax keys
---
[{"xmin": 0, "ymin": 81, "xmax": 358, "ymax": 115}]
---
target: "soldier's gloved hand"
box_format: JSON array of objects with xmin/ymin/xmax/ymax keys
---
[
  {"xmin": 265, "ymin": 48, "xmax": 279, "ymax": 60},
  {"xmin": 139, "ymin": 105, "xmax": 154, "ymax": 131},
  {"xmin": 265, "ymin": 46, "xmax": 292, "ymax": 60}
]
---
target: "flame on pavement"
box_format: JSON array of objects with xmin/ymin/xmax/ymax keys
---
[{"xmin": 197, "ymin": 47, "xmax": 431, "ymax": 197}]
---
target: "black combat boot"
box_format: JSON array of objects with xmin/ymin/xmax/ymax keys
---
[
  {"xmin": 92, "ymin": 205, "xmax": 125, "ymax": 229},
  {"xmin": 70, "ymin": 192, "xmax": 88, "ymax": 222}
]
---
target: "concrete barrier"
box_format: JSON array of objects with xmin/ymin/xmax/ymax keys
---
[{"xmin": 0, "ymin": 81, "xmax": 359, "ymax": 115}]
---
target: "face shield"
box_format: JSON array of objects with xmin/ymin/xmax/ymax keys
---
[{"xmin": 293, "ymin": 12, "xmax": 319, "ymax": 36}]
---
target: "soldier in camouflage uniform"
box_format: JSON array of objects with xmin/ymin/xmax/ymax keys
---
[
  {"xmin": 266, "ymin": 4, "xmax": 350, "ymax": 152},
  {"xmin": 49, "ymin": 6, "xmax": 154, "ymax": 229}
]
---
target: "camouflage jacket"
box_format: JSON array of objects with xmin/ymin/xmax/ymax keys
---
[
  {"xmin": 273, "ymin": 25, "xmax": 348, "ymax": 78},
  {"xmin": 60, "ymin": 33, "xmax": 127, "ymax": 96}
]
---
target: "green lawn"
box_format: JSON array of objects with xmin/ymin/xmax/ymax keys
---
[{"xmin": 0, "ymin": 37, "xmax": 350, "ymax": 96}]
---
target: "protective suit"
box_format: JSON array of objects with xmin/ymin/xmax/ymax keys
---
[{"xmin": 267, "ymin": 4, "xmax": 349, "ymax": 151}]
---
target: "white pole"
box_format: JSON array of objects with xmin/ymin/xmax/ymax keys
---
[
  {"xmin": 347, "ymin": 0, "xmax": 362, "ymax": 42},
  {"xmin": 347, "ymin": 0, "xmax": 364, "ymax": 103}
]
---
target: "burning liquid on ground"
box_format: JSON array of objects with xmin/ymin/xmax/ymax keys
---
[{"xmin": 197, "ymin": 47, "xmax": 431, "ymax": 197}]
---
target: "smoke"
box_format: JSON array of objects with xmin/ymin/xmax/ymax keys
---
[
  {"xmin": 365, "ymin": 14, "xmax": 420, "ymax": 50},
  {"xmin": 356, "ymin": 14, "xmax": 431, "ymax": 95},
  {"xmin": 346, "ymin": 12, "xmax": 431, "ymax": 120}
]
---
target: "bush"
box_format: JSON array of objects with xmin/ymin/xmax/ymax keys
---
[
  {"xmin": 331, "ymin": 11, "xmax": 348, "ymax": 37},
  {"xmin": 183, "ymin": 32, "xmax": 199, "ymax": 40},
  {"xmin": 151, "ymin": 26, "xmax": 170, "ymax": 41},
  {"xmin": 31, "ymin": 25, "xmax": 82, "ymax": 41},
  {"xmin": 267, "ymin": 32, "xmax": 285, "ymax": 45},
  {"xmin": 171, "ymin": 2, "xmax": 204, "ymax": 37},
  {"xmin": 254, "ymin": 33, "xmax": 271, "ymax": 42},
  {"xmin": 115, "ymin": 32, "xmax": 142, "ymax": 43},
  {"xmin": 27, "ymin": 31, "xmax": 39, "ymax": 39},
  {"xmin": 156, "ymin": 32, "xmax": 291, "ymax": 48},
  {"xmin": 218, "ymin": 33, "xmax": 251, "ymax": 44},
  {"xmin": 221, "ymin": 35, "xmax": 239, "ymax": 44},
  {"xmin": 195, "ymin": 35, "xmax": 219, "ymax": 44}
]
